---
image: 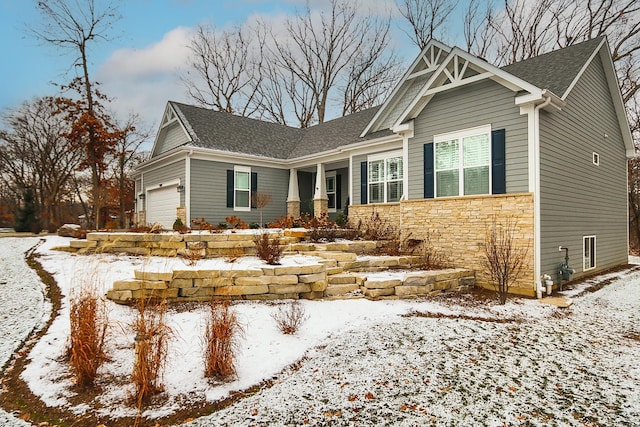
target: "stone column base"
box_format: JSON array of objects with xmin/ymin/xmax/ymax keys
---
[
  {"xmin": 176, "ymin": 206, "xmax": 187, "ymax": 225},
  {"xmin": 287, "ymin": 200, "xmax": 301, "ymax": 218},
  {"xmin": 313, "ymin": 198, "xmax": 328, "ymax": 217},
  {"xmin": 137, "ymin": 211, "xmax": 146, "ymax": 226}
]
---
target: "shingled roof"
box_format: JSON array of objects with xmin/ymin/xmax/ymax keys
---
[
  {"xmin": 167, "ymin": 38, "xmax": 604, "ymax": 160},
  {"xmin": 170, "ymin": 102, "xmax": 392, "ymax": 160},
  {"xmin": 501, "ymin": 36, "xmax": 604, "ymax": 98}
]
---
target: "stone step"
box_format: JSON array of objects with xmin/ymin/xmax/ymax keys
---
[
  {"xmin": 324, "ymin": 283, "xmax": 360, "ymax": 296},
  {"xmin": 328, "ymin": 273, "xmax": 356, "ymax": 285}
]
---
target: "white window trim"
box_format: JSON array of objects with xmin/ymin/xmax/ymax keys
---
[
  {"xmin": 234, "ymin": 165, "xmax": 251, "ymax": 212},
  {"xmin": 592, "ymin": 152, "xmax": 600, "ymax": 166},
  {"xmin": 583, "ymin": 235, "xmax": 596, "ymax": 271},
  {"xmin": 367, "ymin": 149, "xmax": 404, "ymax": 204},
  {"xmin": 434, "ymin": 124, "xmax": 492, "ymax": 198},
  {"xmin": 326, "ymin": 171, "xmax": 337, "ymax": 212}
]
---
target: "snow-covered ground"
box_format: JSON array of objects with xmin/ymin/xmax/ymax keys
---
[{"xmin": 1, "ymin": 236, "xmax": 639, "ymax": 426}]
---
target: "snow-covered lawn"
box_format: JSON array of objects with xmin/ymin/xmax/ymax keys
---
[{"xmin": 1, "ymin": 236, "xmax": 639, "ymax": 426}]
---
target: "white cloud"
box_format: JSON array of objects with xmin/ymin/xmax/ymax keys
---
[{"xmin": 96, "ymin": 27, "xmax": 196, "ymax": 150}]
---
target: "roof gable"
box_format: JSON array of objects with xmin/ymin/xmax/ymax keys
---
[{"xmin": 361, "ymin": 40, "xmax": 452, "ymax": 136}]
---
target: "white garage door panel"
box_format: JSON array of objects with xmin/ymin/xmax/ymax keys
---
[{"xmin": 147, "ymin": 185, "xmax": 180, "ymax": 228}]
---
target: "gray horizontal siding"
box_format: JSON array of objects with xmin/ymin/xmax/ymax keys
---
[
  {"xmin": 141, "ymin": 159, "xmax": 186, "ymax": 209},
  {"xmin": 539, "ymin": 54, "xmax": 628, "ymax": 279},
  {"xmin": 153, "ymin": 122, "xmax": 189, "ymax": 156},
  {"xmin": 409, "ymin": 79, "xmax": 529, "ymax": 199},
  {"xmin": 351, "ymin": 153, "xmax": 369, "ymax": 206},
  {"xmin": 190, "ymin": 159, "xmax": 289, "ymax": 225}
]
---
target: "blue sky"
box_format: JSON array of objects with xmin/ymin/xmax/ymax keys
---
[{"xmin": 0, "ymin": 0, "xmax": 463, "ymax": 143}]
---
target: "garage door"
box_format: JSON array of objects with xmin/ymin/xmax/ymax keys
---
[{"xmin": 146, "ymin": 185, "xmax": 180, "ymax": 228}]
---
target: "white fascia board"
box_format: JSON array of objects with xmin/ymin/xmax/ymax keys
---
[
  {"xmin": 135, "ymin": 148, "xmax": 187, "ymax": 173},
  {"xmin": 148, "ymin": 102, "xmax": 192, "ymax": 157},
  {"xmin": 360, "ymin": 40, "xmax": 452, "ymax": 137},
  {"xmin": 394, "ymin": 47, "xmax": 546, "ymax": 129}
]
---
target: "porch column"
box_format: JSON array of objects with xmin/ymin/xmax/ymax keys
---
[
  {"xmin": 313, "ymin": 163, "xmax": 328, "ymax": 217},
  {"xmin": 286, "ymin": 168, "xmax": 301, "ymax": 218}
]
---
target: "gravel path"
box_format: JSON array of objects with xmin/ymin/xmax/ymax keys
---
[{"xmin": 0, "ymin": 237, "xmax": 49, "ymax": 427}]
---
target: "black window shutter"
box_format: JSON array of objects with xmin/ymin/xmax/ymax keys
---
[
  {"xmin": 360, "ymin": 162, "xmax": 368, "ymax": 204},
  {"xmin": 491, "ymin": 129, "xmax": 506, "ymax": 194},
  {"xmin": 423, "ymin": 143, "xmax": 434, "ymax": 199},
  {"xmin": 336, "ymin": 174, "xmax": 342, "ymax": 209},
  {"xmin": 226, "ymin": 170, "xmax": 234, "ymax": 208},
  {"xmin": 250, "ymin": 172, "xmax": 257, "ymax": 208}
]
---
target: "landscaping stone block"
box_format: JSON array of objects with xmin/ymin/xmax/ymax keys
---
[
  {"xmin": 194, "ymin": 277, "xmax": 231, "ymax": 287},
  {"xmin": 150, "ymin": 249, "xmax": 178, "ymax": 257},
  {"xmin": 364, "ymin": 279, "xmax": 402, "ymax": 289},
  {"xmin": 106, "ymin": 289, "xmax": 132, "ymax": 302},
  {"xmin": 134, "ymin": 270, "xmax": 173, "ymax": 282},
  {"xmin": 268, "ymin": 284, "xmax": 311, "ymax": 294},
  {"xmin": 326, "ymin": 266, "xmax": 343, "ymax": 275},
  {"xmin": 113, "ymin": 279, "xmax": 168, "ymax": 291},
  {"xmin": 234, "ymin": 276, "xmax": 273, "ymax": 286},
  {"xmin": 298, "ymin": 272, "xmax": 325, "ymax": 283},
  {"xmin": 131, "ymin": 288, "xmax": 179, "ymax": 299},
  {"xmin": 324, "ymin": 283, "xmax": 359, "ymax": 296},
  {"xmin": 268, "ymin": 275, "xmax": 299, "ymax": 285},
  {"xmin": 173, "ymin": 270, "xmax": 220, "ymax": 279},
  {"xmin": 169, "ymin": 278, "xmax": 193, "ymax": 288},
  {"xmin": 221, "ymin": 269, "xmax": 262, "ymax": 278},
  {"xmin": 363, "ymin": 287, "xmax": 395, "ymax": 298},
  {"xmin": 328, "ymin": 273, "xmax": 356, "ymax": 285},
  {"xmin": 308, "ymin": 281, "xmax": 327, "ymax": 292},
  {"xmin": 299, "ymin": 291, "xmax": 324, "ymax": 300},
  {"xmin": 395, "ymin": 285, "xmax": 427, "ymax": 296},
  {"xmin": 213, "ymin": 285, "xmax": 269, "ymax": 296}
]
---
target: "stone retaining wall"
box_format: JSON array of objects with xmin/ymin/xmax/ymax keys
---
[
  {"xmin": 107, "ymin": 254, "xmax": 475, "ymax": 303},
  {"xmin": 349, "ymin": 194, "xmax": 535, "ymax": 296}
]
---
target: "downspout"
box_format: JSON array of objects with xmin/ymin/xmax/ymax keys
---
[{"xmin": 533, "ymin": 96, "xmax": 552, "ymax": 297}]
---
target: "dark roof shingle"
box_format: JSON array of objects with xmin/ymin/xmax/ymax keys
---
[{"xmin": 501, "ymin": 37, "xmax": 604, "ymax": 97}]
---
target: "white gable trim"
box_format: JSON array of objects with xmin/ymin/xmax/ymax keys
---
[
  {"xmin": 360, "ymin": 40, "xmax": 452, "ymax": 137},
  {"xmin": 392, "ymin": 47, "xmax": 546, "ymax": 130},
  {"xmin": 149, "ymin": 102, "xmax": 192, "ymax": 157}
]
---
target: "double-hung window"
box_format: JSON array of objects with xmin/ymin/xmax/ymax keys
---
[
  {"xmin": 368, "ymin": 151, "xmax": 403, "ymax": 203},
  {"xmin": 435, "ymin": 126, "xmax": 491, "ymax": 197},
  {"xmin": 234, "ymin": 166, "xmax": 251, "ymax": 211}
]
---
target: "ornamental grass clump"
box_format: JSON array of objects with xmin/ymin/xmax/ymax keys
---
[
  {"xmin": 130, "ymin": 297, "xmax": 172, "ymax": 409},
  {"xmin": 203, "ymin": 299, "xmax": 244, "ymax": 381},
  {"xmin": 67, "ymin": 283, "xmax": 109, "ymax": 387}
]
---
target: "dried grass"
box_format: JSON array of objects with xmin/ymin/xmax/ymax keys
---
[
  {"xmin": 67, "ymin": 283, "xmax": 109, "ymax": 387},
  {"xmin": 203, "ymin": 299, "xmax": 244, "ymax": 381},
  {"xmin": 271, "ymin": 301, "xmax": 308, "ymax": 335},
  {"xmin": 130, "ymin": 297, "xmax": 172, "ymax": 409}
]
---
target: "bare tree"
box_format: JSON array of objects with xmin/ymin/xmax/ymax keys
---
[
  {"xmin": 33, "ymin": 0, "xmax": 122, "ymax": 229},
  {"xmin": 341, "ymin": 20, "xmax": 403, "ymax": 115},
  {"xmin": 396, "ymin": 0, "xmax": 458, "ymax": 49},
  {"xmin": 482, "ymin": 216, "xmax": 528, "ymax": 304},
  {"xmin": 108, "ymin": 114, "xmax": 150, "ymax": 228},
  {"xmin": 0, "ymin": 97, "xmax": 82, "ymax": 230},
  {"xmin": 272, "ymin": 0, "xmax": 397, "ymax": 124},
  {"xmin": 255, "ymin": 47, "xmax": 317, "ymax": 127},
  {"xmin": 182, "ymin": 24, "xmax": 264, "ymax": 116}
]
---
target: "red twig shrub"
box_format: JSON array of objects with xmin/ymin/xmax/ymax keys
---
[
  {"xmin": 254, "ymin": 232, "xmax": 283, "ymax": 265},
  {"xmin": 203, "ymin": 300, "xmax": 243, "ymax": 380},
  {"xmin": 68, "ymin": 285, "xmax": 109, "ymax": 387},
  {"xmin": 271, "ymin": 301, "xmax": 308, "ymax": 335}
]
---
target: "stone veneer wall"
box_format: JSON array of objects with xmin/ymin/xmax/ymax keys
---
[
  {"xmin": 348, "ymin": 203, "xmax": 400, "ymax": 228},
  {"xmin": 351, "ymin": 194, "xmax": 535, "ymax": 296}
]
